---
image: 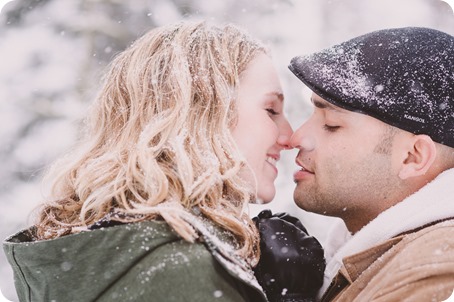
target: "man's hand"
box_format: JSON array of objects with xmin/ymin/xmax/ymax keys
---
[{"xmin": 253, "ymin": 210, "xmax": 326, "ymax": 302}]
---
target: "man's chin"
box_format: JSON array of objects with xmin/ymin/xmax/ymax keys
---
[
  {"xmin": 293, "ymin": 194, "xmax": 309, "ymax": 210},
  {"xmin": 293, "ymin": 190, "xmax": 319, "ymax": 212}
]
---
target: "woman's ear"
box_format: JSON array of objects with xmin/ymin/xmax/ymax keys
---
[{"xmin": 398, "ymin": 135, "xmax": 437, "ymax": 180}]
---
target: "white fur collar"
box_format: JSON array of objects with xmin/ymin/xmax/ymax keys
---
[{"xmin": 319, "ymin": 167, "xmax": 454, "ymax": 296}]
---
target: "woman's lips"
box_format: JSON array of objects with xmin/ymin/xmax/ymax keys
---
[{"xmin": 266, "ymin": 156, "xmax": 279, "ymax": 174}]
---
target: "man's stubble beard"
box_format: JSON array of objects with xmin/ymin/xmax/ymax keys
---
[
  {"xmin": 293, "ymin": 151, "xmax": 398, "ymax": 223},
  {"xmin": 294, "ymin": 125, "xmax": 399, "ymax": 218}
]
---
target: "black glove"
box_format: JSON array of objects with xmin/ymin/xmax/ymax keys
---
[{"xmin": 253, "ymin": 210, "xmax": 326, "ymax": 302}]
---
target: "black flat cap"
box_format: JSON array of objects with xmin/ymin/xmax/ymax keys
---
[{"xmin": 289, "ymin": 27, "xmax": 454, "ymax": 148}]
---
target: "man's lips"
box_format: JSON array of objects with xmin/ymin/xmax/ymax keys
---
[
  {"xmin": 294, "ymin": 159, "xmax": 314, "ymax": 181},
  {"xmin": 295, "ymin": 159, "xmax": 314, "ymax": 173}
]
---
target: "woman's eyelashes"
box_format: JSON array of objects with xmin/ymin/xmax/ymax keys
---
[{"xmin": 266, "ymin": 108, "xmax": 279, "ymax": 116}]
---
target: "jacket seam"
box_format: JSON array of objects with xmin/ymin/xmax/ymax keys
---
[{"xmin": 4, "ymin": 245, "xmax": 31, "ymax": 302}]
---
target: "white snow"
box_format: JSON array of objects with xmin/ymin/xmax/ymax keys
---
[{"xmin": 1, "ymin": 0, "xmax": 453, "ymax": 301}]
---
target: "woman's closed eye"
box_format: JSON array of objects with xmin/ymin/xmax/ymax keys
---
[{"xmin": 266, "ymin": 108, "xmax": 279, "ymax": 116}]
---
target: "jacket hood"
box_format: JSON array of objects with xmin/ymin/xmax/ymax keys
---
[{"xmin": 3, "ymin": 221, "xmax": 180, "ymax": 301}]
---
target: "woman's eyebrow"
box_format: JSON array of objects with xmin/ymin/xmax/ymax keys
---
[{"xmin": 266, "ymin": 91, "xmax": 284, "ymax": 102}]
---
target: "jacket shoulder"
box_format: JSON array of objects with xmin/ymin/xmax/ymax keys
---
[
  {"xmin": 399, "ymin": 219, "xmax": 454, "ymax": 259},
  {"xmin": 96, "ymin": 237, "xmax": 256, "ymax": 302},
  {"xmin": 357, "ymin": 220, "xmax": 454, "ymax": 301},
  {"xmin": 3, "ymin": 221, "xmax": 265, "ymax": 302}
]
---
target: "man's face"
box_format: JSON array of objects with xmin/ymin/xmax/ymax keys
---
[{"xmin": 290, "ymin": 93, "xmax": 401, "ymax": 232}]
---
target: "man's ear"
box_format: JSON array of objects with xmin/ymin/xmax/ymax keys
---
[{"xmin": 398, "ymin": 135, "xmax": 437, "ymax": 180}]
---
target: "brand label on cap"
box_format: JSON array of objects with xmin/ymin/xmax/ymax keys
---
[{"xmin": 404, "ymin": 114, "xmax": 426, "ymax": 123}]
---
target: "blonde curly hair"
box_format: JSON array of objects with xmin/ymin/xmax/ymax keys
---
[{"xmin": 35, "ymin": 21, "xmax": 268, "ymax": 265}]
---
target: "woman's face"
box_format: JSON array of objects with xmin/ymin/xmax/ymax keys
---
[{"xmin": 231, "ymin": 53, "xmax": 293, "ymax": 203}]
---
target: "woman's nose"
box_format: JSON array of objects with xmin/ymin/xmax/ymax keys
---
[{"xmin": 277, "ymin": 119, "xmax": 293, "ymax": 149}]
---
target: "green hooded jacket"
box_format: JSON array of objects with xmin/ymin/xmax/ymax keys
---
[{"xmin": 3, "ymin": 220, "xmax": 268, "ymax": 302}]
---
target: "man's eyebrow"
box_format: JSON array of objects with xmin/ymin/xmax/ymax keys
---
[{"xmin": 311, "ymin": 98, "xmax": 343, "ymax": 112}]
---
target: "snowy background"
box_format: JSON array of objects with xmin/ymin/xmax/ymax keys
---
[{"xmin": 0, "ymin": 0, "xmax": 452, "ymax": 300}]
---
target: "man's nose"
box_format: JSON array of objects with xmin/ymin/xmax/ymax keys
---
[{"xmin": 290, "ymin": 123, "xmax": 315, "ymax": 151}]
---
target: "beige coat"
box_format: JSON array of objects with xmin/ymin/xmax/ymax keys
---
[{"xmin": 321, "ymin": 219, "xmax": 454, "ymax": 302}]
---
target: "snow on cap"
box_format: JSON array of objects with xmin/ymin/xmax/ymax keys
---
[{"xmin": 289, "ymin": 27, "xmax": 454, "ymax": 148}]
